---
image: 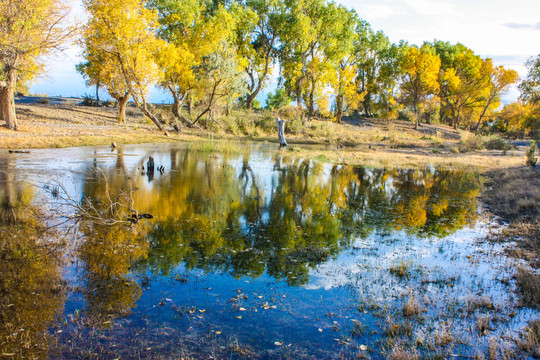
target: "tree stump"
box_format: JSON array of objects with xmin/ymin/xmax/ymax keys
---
[{"xmin": 277, "ymin": 117, "xmax": 287, "ymax": 148}]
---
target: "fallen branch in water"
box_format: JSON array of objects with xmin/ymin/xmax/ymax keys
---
[{"xmin": 50, "ymin": 169, "xmax": 152, "ymax": 227}]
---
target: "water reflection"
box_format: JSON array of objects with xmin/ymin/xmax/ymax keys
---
[
  {"xmin": 0, "ymin": 159, "xmax": 65, "ymax": 358},
  {"xmin": 78, "ymin": 224, "xmax": 149, "ymax": 322},
  {"xmin": 78, "ymin": 149, "xmax": 479, "ymax": 290},
  {"xmin": 0, "ymin": 145, "xmax": 488, "ymax": 359}
]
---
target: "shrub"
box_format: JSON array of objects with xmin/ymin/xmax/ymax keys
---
[
  {"xmin": 526, "ymin": 141, "xmax": 538, "ymax": 167},
  {"xmin": 458, "ymin": 131, "xmax": 485, "ymax": 152},
  {"xmin": 253, "ymin": 113, "xmax": 275, "ymax": 134},
  {"xmin": 402, "ymin": 296, "xmax": 422, "ymax": 317},
  {"xmin": 36, "ymin": 97, "xmax": 50, "ymax": 104},
  {"xmin": 485, "ymin": 137, "xmax": 513, "ymax": 151}
]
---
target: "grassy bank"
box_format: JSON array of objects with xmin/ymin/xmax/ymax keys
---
[
  {"xmin": 0, "ymin": 102, "xmax": 531, "ymax": 172},
  {"xmin": 482, "ymin": 166, "xmax": 540, "ymax": 268}
]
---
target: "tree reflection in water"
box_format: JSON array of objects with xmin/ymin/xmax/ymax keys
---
[
  {"xmin": 0, "ymin": 147, "xmax": 482, "ymax": 358},
  {"xmin": 76, "ymin": 149, "xmax": 479, "ymax": 291},
  {"xmin": 0, "ymin": 158, "xmax": 65, "ymax": 358}
]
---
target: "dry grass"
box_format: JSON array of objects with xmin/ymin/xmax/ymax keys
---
[
  {"xmin": 390, "ymin": 261, "xmax": 413, "ymax": 280},
  {"xmin": 476, "ymin": 315, "xmax": 494, "ymax": 335},
  {"xmin": 389, "ymin": 347, "xmax": 420, "ymax": 360},
  {"xmin": 0, "ymin": 102, "xmax": 530, "ymax": 172},
  {"xmin": 482, "ymin": 167, "xmax": 540, "ymax": 223},
  {"xmin": 519, "ymin": 319, "xmax": 540, "ymax": 357},
  {"xmin": 1, "ymin": 103, "xmax": 226, "ymax": 149},
  {"xmin": 515, "ymin": 267, "xmax": 540, "ymax": 308},
  {"xmin": 402, "ymin": 296, "xmax": 423, "ymax": 318},
  {"xmin": 482, "ymin": 166, "xmax": 540, "ymax": 269}
]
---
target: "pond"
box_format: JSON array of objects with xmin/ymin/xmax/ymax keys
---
[{"xmin": 0, "ymin": 143, "xmax": 537, "ymax": 359}]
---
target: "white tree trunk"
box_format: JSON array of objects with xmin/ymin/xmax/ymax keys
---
[{"xmin": 277, "ymin": 117, "xmax": 287, "ymax": 147}]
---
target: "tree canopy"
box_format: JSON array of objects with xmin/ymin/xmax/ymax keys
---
[{"xmin": 2, "ymin": 0, "xmax": 531, "ymax": 137}]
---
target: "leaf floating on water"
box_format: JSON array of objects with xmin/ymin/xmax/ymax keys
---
[
  {"xmin": 360, "ymin": 345, "xmax": 367, "ymax": 351},
  {"xmin": 236, "ymin": 316, "xmax": 242, "ymax": 319},
  {"xmin": 165, "ymin": 298, "xmax": 173, "ymax": 302},
  {"xmin": 239, "ymin": 307, "xmax": 247, "ymax": 311},
  {"xmin": 215, "ymin": 331, "xmax": 222, "ymax": 335},
  {"xmin": 318, "ymin": 328, "xmax": 323, "ymax": 332},
  {"xmin": 274, "ymin": 342, "xmax": 283, "ymax": 346},
  {"xmin": 198, "ymin": 309, "xmax": 205, "ymax": 313}
]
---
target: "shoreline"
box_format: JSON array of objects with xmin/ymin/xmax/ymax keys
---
[{"xmin": 0, "ymin": 102, "xmax": 532, "ymax": 172}]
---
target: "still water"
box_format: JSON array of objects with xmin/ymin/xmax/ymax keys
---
[{"xmin": 0, "ymin": 143, "xmax": 536, "ymax": 359}]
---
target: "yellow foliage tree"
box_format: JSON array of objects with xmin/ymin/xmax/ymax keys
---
[
  {"xmin": 473, "ymin": 60, "xmax": 519, "ymax": 133},
  {"xmin": 81, "ymin": 0, "xmax": 167, "ymax": 131},
  {"xmin": 0, "ymin": 0, "xmax": 73, "ymax": 130},
  {"xmin": 152, "ymin": 0, "xmax": 246, "ymax": 127},
  {"xmin": 399, "ymin": 44, "xmax": 441, "ymax": 129}
]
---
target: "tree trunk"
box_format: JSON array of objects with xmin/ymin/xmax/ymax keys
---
[
  {"xmin": 336, "ymin": 94, "xmax": 344, "ymax": 123},
  {"xmin": 307, "ymin": 83, "xmax": 315, "ymax": 121},
  {"xmin": 474, "ymin": 99, "xmax": 493, "ymax": 134},
  {"xmin": 296, "ymin": 88, "xmax": 302, "ymax": 109},
  {"xmin": 363, "ymin": 93, "xmax": 371, "ymax": 117},
  {"xmin": 96, "ymin": 82, "xmax": 100, "ymax": 103},
  {"xmin": 169, "ymin": 86, "xmax": 193, "ymax": 127},
  {"xmin": 1, "ymin": 68, "xmax": 18, "ymax": 130},
  {"xmin": 413, "ymin": 103, "xmax": 419, "ymax": 130},
  {"xmin": 246, "ymin": 94, "xmax": 254, "ymax": 110},
  {"xmin": 139, "ymin": 99, "xmax": 165, "ymax": 133},
  {"xmin": 116, "ymin": 91, "xmax": 131, "ymax": 123},
  {"xmin": 187, "ymin": 95, "xmax": 193, "ymax": 116}
]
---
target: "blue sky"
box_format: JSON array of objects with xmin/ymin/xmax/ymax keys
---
[{"xmin": 30, "ymin": 0, "xmax": 540, "ymax": 104}]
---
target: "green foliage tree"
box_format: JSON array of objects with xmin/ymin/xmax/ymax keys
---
[
  {"xmin": 325, "ymin": 5, "xmax": 358, "ymax": 122},
  {"xmin": 353, "ymin": 23, "xmax": 404, "ymax": 118},
  {"xmin": 266, "ymin": 87, "xmax": 292, "ymax": 109},
  {"xmin": 277, "ymin": 0, "xmax": 330, "ymax": 120},
  {"xmin": 151, "ymin": 0, "xmax": 246, "ymax": 127},
  {"xmin": 236, "ymin": 0, "xmax": 281, "ymax": 110},
  {"xmin": 520, "ymin": 55, "xmax": 540, "ymax": 104}
]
